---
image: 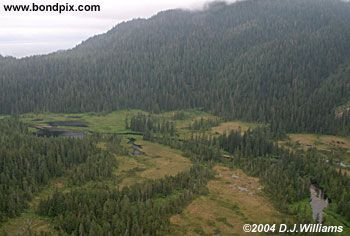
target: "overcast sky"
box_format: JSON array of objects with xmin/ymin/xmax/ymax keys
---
[{"xmin": 0, "ymin": 0, "xmax": 235, "ymax": 58}]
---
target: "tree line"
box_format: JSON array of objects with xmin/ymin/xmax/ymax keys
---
[{"xmin": 0, "ymin": 0, "xmax": 350, "ymax": 135}]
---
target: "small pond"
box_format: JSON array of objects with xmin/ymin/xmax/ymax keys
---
[
  {"xmin": 35, "ymin": 128, "xmax": 85, "ymax": 138},
  {"xmin": 310, "ymin": 185, "xmax": 328, "ymax": 223},
  {"xmin": 48, "ymin": 120, "xmax": 88, "ymax": 127}
]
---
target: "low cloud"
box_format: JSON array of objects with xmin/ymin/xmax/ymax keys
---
[{"xmin": 0, "ymin": 0, "xmax": 237, "ymax": 58}]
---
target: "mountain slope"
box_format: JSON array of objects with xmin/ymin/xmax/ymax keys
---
[{"xmin": 0, "ymin": 0, "xmax": 349, "ymax": 134}]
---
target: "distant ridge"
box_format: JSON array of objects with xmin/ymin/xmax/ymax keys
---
[{"xmin": 0, "ymin": 0, "xmax": 349, "ymax": 134}]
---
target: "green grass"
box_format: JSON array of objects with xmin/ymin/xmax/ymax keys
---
[
  {"xmin": 115, "ymin": 139, "xmax": 192, "ymax": 188},
  {"xmin": 211, "ymin": 120, "xmax": 261, "ymax": 135},
  {"xmin": 285, "ymin": 133, "xmax": 350, "ymax": 151},
  {"xmin": 324, "ymin": 209, "xmax": 350, "ymax": 235},
  {"xmin": 343, "ymin": 151, "xmax": 350, "ymax": 165},
  {"xmin": 0, "ymin": 212, "xmax": 57, "ymax": 236},
  {"xmin": 288, "ymin": 199, "xmax": 350, "ymax": 235},
  {"xmin": 160, "ymin": 109, "xmax": 222, "ymax": 139},
  {"xmin": 20, "ymin": 109, "xmax": 212, "ymax": 134},
  {"xmin": 20, "ymin": 110, "xmax": 144, "ymax": 133},
  {"xmin": 82, "ymin": 110, "xmax": 144, "ymax": 133},
  {"xmin": 19, "ymin": 109, "xmax": 261, "ymax": 139},
  {"xmin": 280, "ymin": 133, "xmax": 350, "ymax": 173},
  {"xmin": 288, "ymin": 199, "xmax": 313, "ymax": 221}
]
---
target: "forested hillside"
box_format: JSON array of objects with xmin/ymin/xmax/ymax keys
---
[{"xmin": 0, "ymin": 0, "xmax": 350, "ymax": 134}]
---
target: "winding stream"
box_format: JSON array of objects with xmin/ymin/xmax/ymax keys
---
[{"xmin": 310, "ymin": 185, "xmax": 328, "ymax": 223}]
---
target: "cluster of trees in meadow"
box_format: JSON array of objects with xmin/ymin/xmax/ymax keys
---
[
  {"xmin": 217, "ymin": 128, "xmax": 277, "ymax": 157},
  {"xmin": 0, "ymin": 0, "xmax": 350, "ymax": 135},
  {"xmin": 127, "ymin": 113, "xmax": 176, "ymax": 140},
  {"xmin": 37, "ymin": 165, "xmax": 213, "ymax": 235},
  {"xmin": 126, "ymin": 114, "xmax": 223, "ymax": 161},
  {"xmin": 189, "ymin": 118, "xmax": 221, "ymax": 131}
]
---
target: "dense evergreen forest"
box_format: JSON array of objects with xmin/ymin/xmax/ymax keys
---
[
  {"xmin": 37, "ymin": 165, "xmax": 213, "ymax": 235},
  {"xmin": 1, "ymin": 0, "xmax": 350, "ymax": 234},
  {"xmin": 0, "ymin": 0, "xmax": 350, "ymax": 134},
  {"xmin": 0, "ymin": 119, "xmax": 108, "ymax": 223}
]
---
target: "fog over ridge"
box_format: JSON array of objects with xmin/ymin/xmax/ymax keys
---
[{"xmin": 0, "ymin": 0, "xmax": 238, "ymax": 58}]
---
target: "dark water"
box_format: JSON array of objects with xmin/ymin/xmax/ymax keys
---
[
  {"xmin": 36, "ymin": 128, "xmax": 85, "ymax": 138},
  {"xmin": 48, "ymin": 120, "xmax": 88, "ymax": 127},
  {"xmin": 127, "ymin": 139, "xmax": 143, "ymax": 156},
  {"xmin": 310, "ymin": 185, "xmax": 328, "ymax": 223}
]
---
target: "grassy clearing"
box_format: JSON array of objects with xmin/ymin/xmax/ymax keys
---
[
  {"xmin": 20, "ymin": 110, "xmax": 143, "ymax": 133},
  {"xmin": 211, "ymin": 121, "xmax": 260, "ymax": 135},
  {"xmin": 82, "ymin": 110, "xmax": 143, "ymax": 133},
  {"xmin": 323, "ymin": 209, "xmax": 350, "ymax": 235},
  {"xmin": 19, "ymin": 109, "xmax": 218, "ymax": 139},
  {"xmin": 338, "ymin": 168, "xmax": 350, "ymax": 176},
  {"xmin": 115, "ymin": 140, "xmax": 192, "ymax": 188},
  {"xmin": 161, "ymin": 110, "xmax": 221, "ymax": 139},
  {"xmin": 138, "ymin": 140, "xmax": 192, "ymax": 179},
  {"xmin": 0, "ymin": 212, "xmax": 56, "ymax": 236},
  {"xmin": 169, "ymin": 165, "xmax": 286, "ymax": 236},
  {"xmin": 281, "ymin": 134, "xmax": 350, "ymax": 168},
  {"xmin": 160, "ymin": 109, "xmax": 216, "ymax": 128},
  {"xmin": 69, "ymin": 137, "xmax": 192, "ymax": 189},
  {"xmin": 19, "ymin": 109, "xmax": 261, "ymax": 140},
  {"xmin": 285, "ymin": 134, "xmax": 350, "ymax": 151}
]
